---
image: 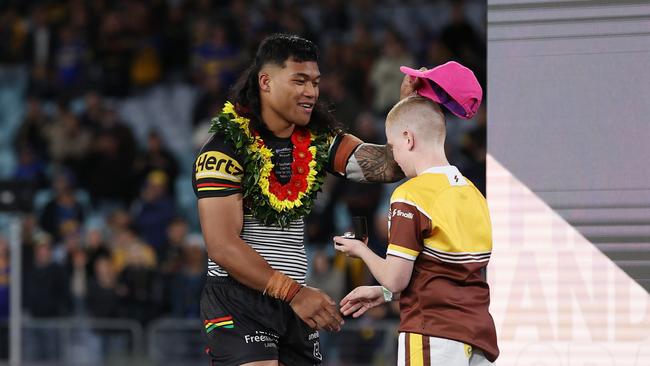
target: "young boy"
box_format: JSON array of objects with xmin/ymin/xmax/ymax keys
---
[{"xmin": 333, "ymin": 88, "xmax": 498, "ymax": 365}]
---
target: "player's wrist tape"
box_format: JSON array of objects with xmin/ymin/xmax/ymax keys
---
[
  {"xmin": 381, "ymin": 286, "xmax": 393, "ymax": 302},
  {"xmin": 264, "ymin": 270, "xmax": 302, "ymax": 302}
]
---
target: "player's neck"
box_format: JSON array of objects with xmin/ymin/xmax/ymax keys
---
[{"xmin": 261, "ymin": 105, "xmax": 295, "ymax": 138}]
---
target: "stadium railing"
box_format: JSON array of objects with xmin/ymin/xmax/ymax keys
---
[{"xmin": 1, "ymin": 317, "xmax": 400, "ymax": 366}]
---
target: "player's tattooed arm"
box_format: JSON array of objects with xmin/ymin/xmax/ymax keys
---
[{"xmin": 347, "ymin": 143, "xmax": 405, "ymax": 183}]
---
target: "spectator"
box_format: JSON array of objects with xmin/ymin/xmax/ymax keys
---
[
  {"xmin": 160, "ymin": 5, "xmax": 189, "ymax": 77},
  {"xmin": 307, "ymin": 250, "xmax": 345, "ymax": 303},
  {"xmin": 305, "ymin": 176, "xmax": 339, "ymax": 250},
  {"xmin": 159, "ymin": 217, "xmax": 189, "ymax": 271},
  {"xmin": 44, "ymin": 101, "xmax": 92, "ymax": 174},
  {"xmin": 105, "ymin": 209, "xmax": 132, "ymax": 245},
  {"xmin": 57, "ymin": 219, "xmax": 84, "ymax": 263},
  {"xmin": 458, "ymin": 106, "xmax": 487, "ymax": 194},
  {"xmin": 131, "ymin": 170, "xmax": 176, "ymax": 252},
  {"xmin": 79, "ymin": 90, "xmax": 105, "ymax": 130},
  {"xmin": 80, "ymin": 107, "xmax": 137, "ymax": 207},
  {"xmin": 111, "ymin": 227, "xmax": 156, "ymax": 275},
  {"xmin": 321, "ymin": 73, "xmax": 360, "ymax": 127},
  {"xmin": 190, "ymin": 22, "xmax": 239, "ymax": 87},
  {"xmin": 13, "ymin": 96, "xmax": 50, "ymax": 160},
  {"xmin": 133, "ymin": 130, "xmax": 179, "ymax": 199},
  {"xmin": 54, "ymin": 25, "xmax": 88, "ymax": 95},
  {"xmin": 21, "ymin": 233, "xmax": 67, "ymax": 361},
  {"xmin": 87, "ymin": 256, "xmax": 120, "ymax": 318},
  {"xmin": 25, "ymin": 5, "xmax": 57, "ymax": 99},
  {"xmin": 369, "ymin": 29, "xmax": 414, "ymax": 115},
  {"xmin": 39, "ymin": 170, "xmax": 85, "ymax": 242},
  {"xmin": 169, "ymin": 244, "xmax": 206, "ymax": 318},
  {"xmin": 420, "ymin": 37, "xmax": 453, "ymax": 71},
  {"xmin": 192, "ymin": 73, "xmax": 227, "ymax": 127},
  {"xmin": 130, "ymin": 38, "xmax": 162, "ymax": 89},
  {"xmin": 84, "ymin": 228, "xmax": 111, "ymax": 278},
  {"xmin": 96, "ymin": 11, "xmax": 132, "ymax": 97},
  {"xmin": 159, "ymin": 218, "xmax": 191, "ymax": 314},
  {"xmin": 339, "ymin": 113, "xmax": 385, "ymax": 254},
  {"xmin": 19, "ymin": 214, "xmax": 39, "ymax": 272},
  {"xmin": 0, "ymin": 5, "xmax": 28, "ymax": 63},
  {"xmin": 13, "ymin": 145, "xmax": 48, "ymax": 189},
  {"xmin": 440, "ymin": 0, "xmax": 486, "ymax": 85},
  {"xmin": 116, "ymin": 235, "xmax": 159, "ymax": 324},
  {"xmin": 23, "ymin": 233, "xmax": 69, "ymax": 317}
]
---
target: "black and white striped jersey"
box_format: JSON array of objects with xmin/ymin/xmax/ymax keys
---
[
  {"xmin": 193, "ymin": 123, "xmax": 357, "ymax": 284},
  {"xmin": 194, "ymin": 131, "xmax": 310, "ymax": 283},
  {"xmin": 207, "ymin": 216, "xmax": 308, "ymax": 283}
]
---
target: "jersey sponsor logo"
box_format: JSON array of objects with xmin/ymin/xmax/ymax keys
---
[
  {"xmin": 308, "ymin": 331, "xmax": 319, "ymax": 341},
  {"xmin": 392, "ymin": 208, "xmax": 414, "ymax": 220},
  {"xmin": 243, "ymin": 330, "xmax": 279, "ymax": 345},
  {"xmin": 195, "ymin": 151, "xmax": 243, "ymax": 181},
  {"xmin": 313, "ymin": 342, "xmax": 322, "ymax": 360}
]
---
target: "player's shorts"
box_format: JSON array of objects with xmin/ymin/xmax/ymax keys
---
[
  {"xmin": 398, "ymin": 333, "xmax": 493, "ymax": 366},
  {"xmin": 200, "ymin": 276, "xmax": 322, "ymax": 366}
]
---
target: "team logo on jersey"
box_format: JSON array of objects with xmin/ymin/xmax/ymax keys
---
[
  {"xmin": 392, "ymin": 208, "xmax": 414, "ymax": 220},
  {"xmin": 204, "ymin": 316, "xmax": 234, "ymax": 333},
  {"xmin": 195, "ymin": 151, "xmax": 243, "ymax": 182}
]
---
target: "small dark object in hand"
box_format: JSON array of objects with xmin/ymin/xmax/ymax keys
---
[{"xmin": 351, "ymin": 216, "xmax": 368, "ymax": 241}]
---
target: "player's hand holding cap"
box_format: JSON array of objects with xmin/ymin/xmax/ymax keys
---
[{"xmin": 399, "ymin": 61, "xmax": 482, "ymax": 119}]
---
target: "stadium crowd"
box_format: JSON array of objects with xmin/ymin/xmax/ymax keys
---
[{"xmin": 0, "ymin": 0, "xmax": 485, "ymax": 362}]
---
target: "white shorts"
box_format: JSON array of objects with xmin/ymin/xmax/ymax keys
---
[{"xmin": 397, "ymin": 333, "xmax": 493, "ymax": 366}]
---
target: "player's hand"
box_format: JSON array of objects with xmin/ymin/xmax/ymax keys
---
[
  {"xmin": 289, "ymin": 286, "xmax": 344, "ymax": 332},
  {"xmin": 333, "ymin": 236, "xmax": 367, "ymax": 258},
  {"xmin": 399, "ymin": 67, "xmax": 426, "ymax": 100},
  {"xmin": 340, "ymin": 286, "xmax": 385, "ymax": 318}
]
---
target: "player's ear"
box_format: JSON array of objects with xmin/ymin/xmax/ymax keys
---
[{"xmin": 259, "ymin": 72, "xmax": 271, "ymax": 93}]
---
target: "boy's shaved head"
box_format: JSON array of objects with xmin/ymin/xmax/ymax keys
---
[{"xmin": 386, "ymin": 95, "xmax": 446, "ymax": 145}]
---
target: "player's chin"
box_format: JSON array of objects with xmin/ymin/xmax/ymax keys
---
[{"xmin": 292, "ymin": 115, "xmax": 311, "ymax": 127}]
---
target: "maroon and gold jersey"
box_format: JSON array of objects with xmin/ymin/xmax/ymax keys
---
[{"xmin": 386, "ymin": 165, "xmax": 499, "ymax": 362}]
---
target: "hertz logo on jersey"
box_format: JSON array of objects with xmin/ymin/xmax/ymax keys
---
[{"xmin": 195, "ymin": 151, "xmax": 244, "ymax": 183}]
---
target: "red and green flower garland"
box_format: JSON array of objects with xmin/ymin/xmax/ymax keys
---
[{"xmin": 209, "ymin": 102, "xmax": 330, "ymax": 228}]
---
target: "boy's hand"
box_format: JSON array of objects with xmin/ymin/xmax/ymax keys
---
[
  {"xmin": 333, "ymin": 236, "xmax": 368, "ymax": 258},
  {"xmin": 340, "ymin": 286, "xmax": 385, "ymax": 318},
  {"xmin": 399, "ymin": 67, "xmax": 426, "ymax": 100}
]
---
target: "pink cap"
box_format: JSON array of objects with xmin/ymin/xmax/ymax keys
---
[{"xmin": 399, "ymin": 61, "xmax": 482, "ymax": 119}]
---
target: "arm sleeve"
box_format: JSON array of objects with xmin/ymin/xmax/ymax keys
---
[
  {"xmin": 326, "ymin": 132, "xmax": 363, "ymax": 177},
  {"xmin": 192, "ymin": 134, "xmax": 246, "ymax": 199},
  {"xmin": 386, "ymin": 188, "xmax": 432, "ymax": 261}
]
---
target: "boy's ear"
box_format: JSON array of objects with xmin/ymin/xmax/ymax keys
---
[{"xmin": 404, "ymin": 130, "xmax": 415, "ymax": 151}]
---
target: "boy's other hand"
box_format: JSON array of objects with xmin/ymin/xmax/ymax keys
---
[{"xmin": 340, "ymin": 286, "xmax": 384, "ymax": 318}]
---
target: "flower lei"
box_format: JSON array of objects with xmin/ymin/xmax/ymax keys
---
[{"xmin": 209, "ymin": 102, "xmax": 329, "ymax": 228}]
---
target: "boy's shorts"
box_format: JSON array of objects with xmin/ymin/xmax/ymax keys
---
[{"xmin": 398, "ymin": 333, "xmax": 493, "ymax": 366}]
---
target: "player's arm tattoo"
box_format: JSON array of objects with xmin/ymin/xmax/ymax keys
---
[{"xmin": 349, "ymin": 143, "xmax": 405, "ymax": 183}]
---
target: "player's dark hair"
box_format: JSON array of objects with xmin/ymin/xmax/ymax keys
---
[{"xmin": 229, "ymin": 33, "xmax": 340, "ymax": 134}]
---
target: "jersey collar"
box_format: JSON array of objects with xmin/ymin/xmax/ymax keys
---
[{"xmin": 420, "ymin": 165, "xmax": 467, "ymax": 186}]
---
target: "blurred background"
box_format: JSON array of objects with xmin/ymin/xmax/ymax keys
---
[{"xmin": 0, "ymin": 0, "xmax": 486, "ymax": 365}]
